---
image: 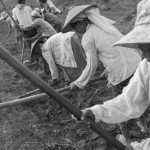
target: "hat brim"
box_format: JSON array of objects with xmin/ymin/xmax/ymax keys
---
[
  {"xmin": 62, "ymin": 3, "xmax": 97, "ymax": 33},
  {"xmin": 114, "ymin": 25, "xmax": 150, "ymax": 48},
  {"xmin": 0, "ymin": 16, "xmax": 7, "ymax": 20}
]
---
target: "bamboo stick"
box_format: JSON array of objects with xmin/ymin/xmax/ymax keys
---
[
  {"xmin": 0, "ymin": 86, "xmax": 70, "ymax": 109},
  {"xmin": 19, "ymin": 76, "xmax": 105, "ymax": 98}
]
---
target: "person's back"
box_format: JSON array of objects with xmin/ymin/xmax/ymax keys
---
[
  {"xmin": 41, "ymin": 32, "xmax": 86, "ymax": 82},
  {"xmin": 82, "ymin": 24, "xmax": 141, "ymax": 85},
  {"xmin": 12, "ymin": 4, "xmax": 32, "ymax": 27},
  {"xmin": 42, "ymin": 32, "xmax": 76, "ymax": 66},
  {"xmin": 33, "ymin": 18, "xmax": 56, "ymax": 37}
]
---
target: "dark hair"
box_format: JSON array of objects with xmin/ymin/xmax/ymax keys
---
[{"xmin": 18, "ymin": 0, "xmax": 25, "ymax": 4}]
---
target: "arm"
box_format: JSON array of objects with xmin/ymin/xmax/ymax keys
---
[
  {"xmin": 12, "ymin": 9, "xmax": 19, "ymax": 25},
  {"xmin": 12, "ymin": 9, "xmax": 17, "ymax": 22},
  {"xmin": 89, "ymin": 61, "xmax": 149, "ymax": 124},
  {"xmin": 73, "ymin": 49, "xmax": 98, "ymax": 89},
  {"xmin": 72, "ymin": 28, "xmax": 98, "ymax": 89},
  {"xmin": 41, "ymin": 41, "xmax": 59, "ymax": 79},
  {"xmin": 20, "ymin": 20, "xmax": 39, "ymax": 31}
]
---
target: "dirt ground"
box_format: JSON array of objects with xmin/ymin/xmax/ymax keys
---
[{"xmin": 1, "ymin": 0, "xmax": 149, "ymax": 150}]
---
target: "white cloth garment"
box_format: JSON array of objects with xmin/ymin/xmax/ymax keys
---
[
  {"xmin": 73, "ymin": 23, "xmax": 141, "ymax": 88},
  {"xmin": 42, "ymin": 0, "xmax": 61, "ymax": 14},
  {"xmin": 89, "ymin": 59, "xmax": 150, "ymax": 150},
  {"xmin": 90, "ymin": 59, "xmax": 149, "ymax": 123},
  {"xmin": 117, "ymin": 134, "xmax": 150, "ymax": 150},
  {"xmin": 41, "ymin": 32, "xmax": 76, "ymax": 79},
  {"xmin": 12, "ymin": 5, "xmax": 32, "ymax": 27},
  {"xmin": 83, "ymin": 7, "xmax": 116, "ymax": 33}
]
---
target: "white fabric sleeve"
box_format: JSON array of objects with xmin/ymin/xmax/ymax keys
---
[
  {"xmin": 90, "ymin": 60, "xmax": 149, "ymax": 124},
  {"xmin": 12, "ymin": 9, "xmax": 17, "ymax": 21},
  {"xmin": 29, "ymin": 6, "xmax": 32, "ymax": 13},
  {"xmin": 73, "ymin": 50, "xmax": 98, "ymax": 89},
  {"xmin": 42, "ymin": 42, "xmax": 59, "ymax": 79}
]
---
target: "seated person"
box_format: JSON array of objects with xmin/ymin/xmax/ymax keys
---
[{"xmin": 12, "ymin": 0, "xmax": 37, "ymax": 40}]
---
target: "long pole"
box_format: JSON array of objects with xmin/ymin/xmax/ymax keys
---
[{"xmin": 0, "ymin": 45, "xmax": 125, "ymax": 150}]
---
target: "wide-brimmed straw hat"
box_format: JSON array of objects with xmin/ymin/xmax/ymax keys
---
[
  {"xmin": 114, "ymin": 0, "xmax": 150, "ymax": 48},
  {"xmin": 0, "ymin": 12, "xmax": 8, "ymax": 20},
  {"xmin": 62, "ymin": 3, "xmax": 97, "ymax": 33}
]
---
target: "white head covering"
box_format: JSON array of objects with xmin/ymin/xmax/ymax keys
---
[
  {"xmin": 62, "ymin": 4, "xmax": 115, "ymax": 33},
  {"xmin": 115, "ymin": 0, "xmax": 150, "ymax": 48}
]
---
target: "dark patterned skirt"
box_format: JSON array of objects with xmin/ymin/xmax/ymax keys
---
[{"xmin": 62, "ymin": 33, "xmax": 86, "ymax": 82}]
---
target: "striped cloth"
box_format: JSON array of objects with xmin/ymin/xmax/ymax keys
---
[{"xmin": 62, "ymin": 33, "xmax": 86, "ymax": 82}]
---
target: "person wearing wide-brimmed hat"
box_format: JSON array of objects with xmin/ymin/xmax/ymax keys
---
[
  {"xmin": 62, "ymin": 3, "xmax": 143, "ymax": 143},
  {"xmin": 62, "ymin": 4, "xmax": 141, "ymax": 90},
  {"xmin": 79, "ymin": 1, "xmax": 150, "ymax": 149}
]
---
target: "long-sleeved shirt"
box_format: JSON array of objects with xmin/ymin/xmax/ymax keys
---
[
  {"xmin": 41, "ymin": 32, "xmax": 77, "ymax": 79},
  {"xmin": 74, "ymin": 24, "xmax": 142, "ymax": 88},
  {"xmin": 23, "ymin": 18, "xmax": 56, "ymax": 37},
  {"xmin": 89, "ymin": 59, "xmax": 149, "ymax": 124},
  {"xmin": 12, "ymin": 5, "xmax": 32, "ymax": 27}
]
